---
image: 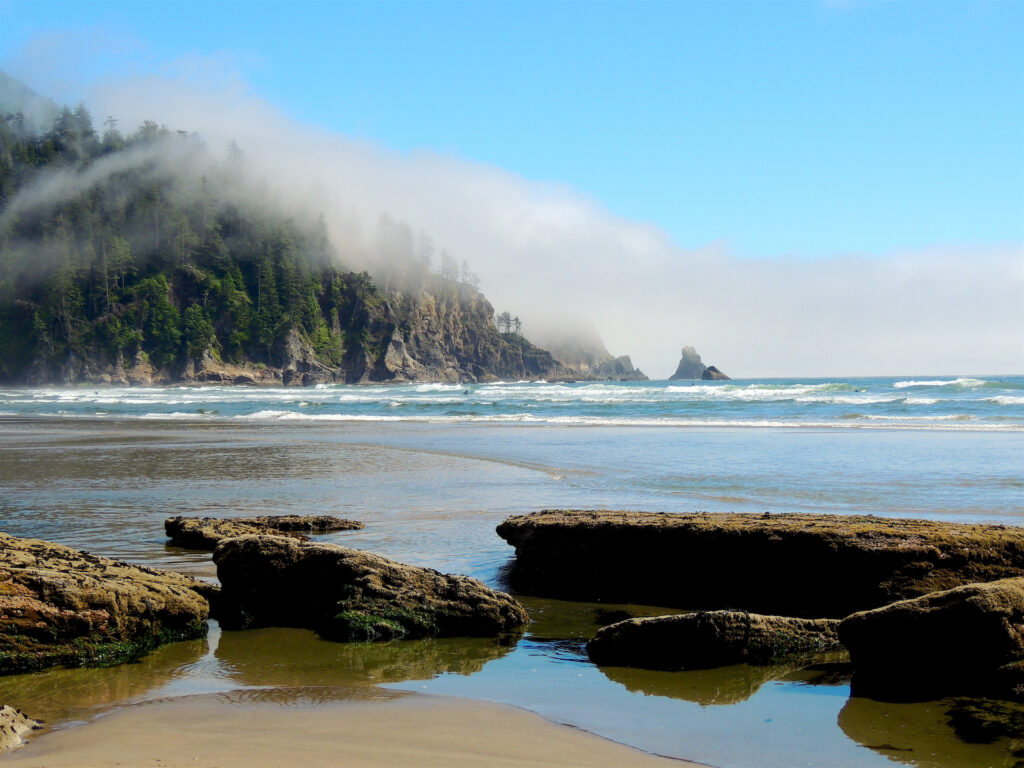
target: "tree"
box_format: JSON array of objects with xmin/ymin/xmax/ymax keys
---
[{"xmin": 439, "ymin": 250, "xmax": 459, "ymax": 281}]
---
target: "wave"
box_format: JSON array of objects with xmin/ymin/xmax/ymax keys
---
[
  {"xmin": 87, "ymin": 409, "xmax": 1017, "ymax": 432},
  {"xmin": 988, "ymin": 396, "xmax": 1024, "ymax": 406},
  {"xmin": 893, "ymin": 378, "xmax": 988, "ymax": 389}
]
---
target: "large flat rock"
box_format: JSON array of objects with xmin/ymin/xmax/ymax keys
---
[
  {"xmin": 0, "ymin": 532, "xmax": 215, "ymax": 675},
  {"xmin": 838, "ymin": 577, "xmax": 1024, "ymax": 700},
  {"xmin": 213, "ymin": 535, "xmax": 528, "ymax": 641},
  {"xmin": 587, "ymin": 610, "xmax": 842, "ymax": 670},
  {"xmin": 165, "ymin": 515, "xmax": 364, "ymax": 550},
  {"xmin": 496, "ymin": 510, "xmax": 1024, "ymax": 617}
]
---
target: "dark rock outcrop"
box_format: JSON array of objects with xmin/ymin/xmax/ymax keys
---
[
  {"xmin": 703, "ymin": 365, "xmax": 730, "ymax": 381},
  {"xmin": 838, "ymin": 577, "xmax": 1024, "ymax": 701},
  {"xmin": 213, "ymin": 535, "xmax": 528, "ymax": 641},
  {"xmin": 587, "ymin": 610, "xmax": 842, "ymax": 670},
  {"xmin": 669, "ymin": 346, "xmax": 730, "ymax": 380},
  {"xmin": 165, "ymin": 515, "xmax": 364, "ymax": 550},
  {"xmin": 496, "ymin": 510, "xmax": 1024, "ymax": 618},
  {"xmin": 0, "ymin": 705, "xmax": 42, "ymax": 753},
  {"xmin": 0, "ymin": 532, "xmax": 215, "ymax": 675}
]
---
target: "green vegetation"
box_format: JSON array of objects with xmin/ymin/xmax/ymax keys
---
[{"xmin": 0, "ymin": 103, "xmax": 387, "ymax": 381}]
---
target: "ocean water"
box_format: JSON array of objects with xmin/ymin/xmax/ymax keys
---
[{"xmin": 0, "ymin": 376, "xmax": 1022, "ymax": 767}]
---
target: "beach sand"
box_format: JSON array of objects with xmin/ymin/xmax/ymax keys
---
[{"xmin": 3, "ymin": 692, "xmax": 699, "ymax": 768}]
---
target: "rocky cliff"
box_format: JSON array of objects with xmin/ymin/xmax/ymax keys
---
[{"xmin": 528, "ymin": 326, "xmax": 647, "ymax": 382}]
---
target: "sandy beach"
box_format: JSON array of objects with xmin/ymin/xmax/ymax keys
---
[{"xmin": 3, "ymin": 692, "xmax": 698, "ymax": 768}]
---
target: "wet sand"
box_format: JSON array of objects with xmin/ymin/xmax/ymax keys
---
[{"xmin": 3, "ymin": 692, "xmax": 698, "ymax": 768}]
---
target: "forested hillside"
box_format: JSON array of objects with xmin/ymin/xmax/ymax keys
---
[{"xmin": 0, "ymin": 98, "xmax": 568, "ymax": 385}]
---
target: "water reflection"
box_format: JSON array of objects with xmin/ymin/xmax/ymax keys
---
[
  {"xmin": 839, "ymin": 695, "xmax": 1024, "ymax": 768},
  {"xmin": 597, "ymin": 662, "xmax": 819, "ymax": 706},
  {"xmin": 0, "ymin": 634, "xmax": 209, "ymax": 727},
  {"xmin": 212, "ymin": 625, "xmax": 520, "ymax": 689}
]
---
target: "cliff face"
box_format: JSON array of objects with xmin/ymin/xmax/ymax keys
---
[
  {"xmin": 17, "ymin": 276, "xmax": 570, "ymax": 386},
  {"xmin": 530, "ymin": 329, "xmax": 647, "ymax": 382}
]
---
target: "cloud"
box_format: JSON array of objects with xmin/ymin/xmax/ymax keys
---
[{"xmin": 8, "ymin": 57, "xmax": 1023, "ymax": 378}]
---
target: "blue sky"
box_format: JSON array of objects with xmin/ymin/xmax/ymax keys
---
[{"xmin": 2, "ymin": 0, "xmax": 1021, "ymax": 260}]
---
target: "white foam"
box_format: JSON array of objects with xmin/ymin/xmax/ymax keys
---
[
  {"xmin": 893, "ymin": 378, "xmax": 987, "ymax": 389},
  {"xmin": 988, "ymin": 396, "xmax": 1024, "ymax": 406}
]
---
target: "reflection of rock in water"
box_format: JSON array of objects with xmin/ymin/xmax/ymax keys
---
[
  {"xmin": 838, "ymin": 695, "xmax": 1024, "ymax": 768},
  {"xmin": 0, "ymin": 635, "xmax": 208, "ymax": 727},
  {"xmin": 599, "ymin": 662, "xmax": 799, "ymax": 706},
  {"xmin": 214, "ymin": 626, "xmax": 519, "ymax": 689}
]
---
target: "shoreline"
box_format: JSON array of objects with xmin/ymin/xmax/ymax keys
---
[{"xmin": 1, "ymin": 690, "xmax": 701, "ymax": 768}]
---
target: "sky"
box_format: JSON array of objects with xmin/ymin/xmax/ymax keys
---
[{"xmin": 0, "ymin": 0, "xmax": 1021, "ymax": 377}]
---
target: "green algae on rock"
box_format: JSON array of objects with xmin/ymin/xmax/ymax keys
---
[
  {"xmin": 0, "ymin": 532, "xmax": 215, "ymax": 675},
  {"xmin": 838, "ymin": 577, "xmax": 1024, "ymax": 701},
  {"xmin": 587, "ymin": 610, "xmax": 843, "ymax": 670},
  {"xmin": 165, "ymin": 515, "xmax": 364, "ymax": 550},
  {"xmin": 496, "ymin": 510, "xmax": 1024, "ymax": 618},
  {"xmin": 213, "ymin": 535, "xmax": 528, "ymax": 641}
]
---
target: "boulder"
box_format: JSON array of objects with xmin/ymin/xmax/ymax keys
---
[
  {"xmin": 213, "ymin": 535, "xmax": 528, "ymax": 641},
  {"xmin": 838, "ymin": 577, "xmax": 1024, "ymax": 700},
  {"xmin": 496, "ymin": 510, "xmax": 1024, "ymax": 618},
  {"xmin": 0, "ymin": 705, "xmax": 41, "ymax": 753},
  {"xmin": 165, "ymin": 515, "xmax": 364, "ymax": 550},
  {"xmin": 702, "ymin": 365, "xmax": 730, "ymax": 380},
  {"xmin": 587, "ymin": 610, "xmax": 842, "ymax": 670},
  {"xmin": 0, "ymin": 532, "xmax": 215, "ymax": 675}
]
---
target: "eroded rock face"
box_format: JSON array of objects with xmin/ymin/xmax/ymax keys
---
[
  {"xmin": 165, "ymin": 515, "xmax": 364, "ymax": 550},
  {"xmin": 587, "ymin": 610, "xmax": 842, "ymax": 670},
  {"xmin": 213, "ymin": 535, "xmax": 528, "ymax": 641},
  {"xmin": 838, "ymin": 577, "xmax": 1024, "ymax": 701},
  {"xmin": 0, "ymin": 532, "xmax": 215, "ymax": 675},
  {"xmin": 669, "ymin": 346, "xmax": 707, "ymax": 380},
  {"xmin": 496, "ymin": 510, "xmax": 1024, "ymax": 618},
  {"xmin": 0, "ymin": 705, "xmax": 42, "ymax": 753}
]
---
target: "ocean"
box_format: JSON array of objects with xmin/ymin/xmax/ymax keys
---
[{"xmin": 1, "ymin": 375, "xmax": 1022, "ymax": 767}]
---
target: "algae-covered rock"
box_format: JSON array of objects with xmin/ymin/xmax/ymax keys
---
[
  {"xmin": 838, "ymin": 577, "xmax": 1024, "ymax": 701},
  {"xmin": 165, "ymin": 515, "xmax": 364, "ymax": 550},
  {"xmin": 0, "ymin": 532, "xmax": 214, "ymax": 675},
  {"xmin": 496, "ymin": 510, "xmax": 1024, "ymax": 618},
  {"xmin": 213, "ymin": 535, "xmax": 528, "ymax": 641},
  {"xmin": 0, "ymin": 705, "xmax": 41, "ymax": 753},
  {"xmin": 587, "ymin": 610, "xmax": 842, "ymax": 670}
]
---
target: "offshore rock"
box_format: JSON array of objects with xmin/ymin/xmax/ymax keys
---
[
  {"xmin": 838, "ymin": 577, "xmax": 1024, "ymax": 701},
  {"xmin": 213, "ymin": 535, "xmax": 529, "ymax": 641},
  {"xmin": 668, "ymin": 346, "xmax": 730, "ymax": 380},
  {"xmin": 496, "ymin": 510, "xmax": 1024, "ymax": 618},
  {"xmin": 587, "ymin": 610, "xmax": 842, "ymax": 670},
  {"xmin": 702, "ymin": 365, "xmax": 730, "ymax": 380},
  {"xmin": 0, "ymin": 705, "xmax": 42, "ymax": 753},
  {"xmin": 165, "ymin": 515, "xmax": 364, "ymax": 550},
  {"xmin": 669, "ymin": 346, "xmax": 708, "ymax": 380},
  {"xmin": 0, "ymin": 532, "xmax": 214, "ymax": 675}
]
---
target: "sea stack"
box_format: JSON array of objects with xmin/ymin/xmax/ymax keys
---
[{"xmin": 669, "ymin": 346, "xmax": 730, "ymax": 380}]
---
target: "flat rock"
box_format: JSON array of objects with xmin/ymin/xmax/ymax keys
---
[
  {"xmin": 496, "ymin": 510, "xmax": 1024, "ymax": 618},
  {"xmin": 0, "ymin": 532, "xmax": 215, "ymax": 675},
  {"xmin": 587, "ymin": 610, "xmax": 842, "ymax": 670},
  {"xmin": 0, "ymin": 705, "xmax": 41, "ymax": 753},
  {"xmin": 213, "ymin": 535, "xmax": 528, "ymax": 641},
  {"xmin": 165, "ymin": 515, "xmax": 364, "ymax": 550},
  {"xmin": 838, "ymin": 577, "xmax": 1024, "ymax": 700}
]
